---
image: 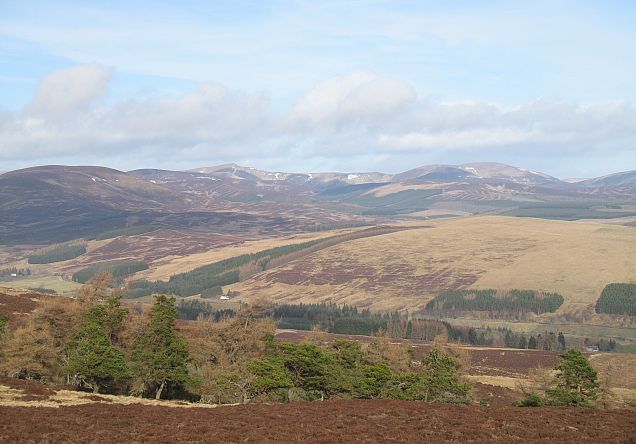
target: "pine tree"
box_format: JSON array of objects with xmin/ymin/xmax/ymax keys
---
[
  {"xmin": 412, "ymin": 348, "xmax": 470, "ymax": 403},
  {"xmin": 528, "ymin": 336, "xmax": 538, "ymax": 349},
  {"xmin": 557, "ymin": 332, "xmax": 566, "ymax": 351},
  {"xmin": 65, "ymin": 296, "xmax": 130, "ymax": 393},
  {"xmin": 546, "ymin": 349, "xmax": 599, "ymax": 407},
  {"xmin": 468, "ymin": 328, "xmax": 478, "ymax": 345},
  {"xmin": 518, "ymin": 336, "xmax": 527, "ymax": 349},
  {"xmin": 131, "ymin": 295, "xmax": 190, "ymax": 399},
  {"xmin": 65, "ymin": 320, "xmax": 130, "ymax": 393}
]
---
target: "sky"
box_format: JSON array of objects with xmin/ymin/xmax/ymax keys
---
[{"xmin": 0, "ymin": 0, "xmax": 635, "ymax": 178}]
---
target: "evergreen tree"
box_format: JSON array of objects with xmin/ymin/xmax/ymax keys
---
[
  {"xmin": 65, "ymin": 320, "xmax": 130, "ymax": 393},
  {"xmin": 405, "ymin": 321, "xmax": 413, "ymax": 339},
  {"xmin": 131, "ymin": 295, "xmax": 190, "ymax": 399},
  {"xmin": 65, "ymin": 297, "xmax": 130, "ymax": 393},
  {"xmin": 409, "ymin": 348, "xmax": 470, "ymax": 403},
  {"xmin": 468, "ymin": 328, "xmax": 478, "ymax": 345},
  {"xmin": 247, "ymin": 356, "xmax": 293, "ymax": 399},
  {"xmin": 518, "ymin": 336, "xmax": 527, "ymax": 349},
  {"xmin": 504, "ymin": 330, "xmax": 514, "ymax": 347},
  {"xmin": 528, "ymin": 336, "xmax": 538, "ymax": 349},
  {"xmin": 557, "ymin": 332, "xmax": 566, "ymax": 351},
  {"xmin": 546, "ymin": 349, "xmax": 599, "ymax": 407}
]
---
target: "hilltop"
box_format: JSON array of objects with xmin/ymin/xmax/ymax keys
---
[{"xmin": 2, "ymin": 161, "xmax": 634, "ymax": 245}]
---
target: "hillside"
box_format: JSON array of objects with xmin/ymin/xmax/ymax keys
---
[
  {"xmin": 2, "ymin": 162, "xmax": 636, "ymax": 246},
  {"xmin": 392, "ymin": 162, "xmax": 562, "ymax": 185},
  {"xmin": 188, "ymin": 163, "xmax": 393, "ymax": 187},
  {"xmin": 0, "ymin": 165, "xmax": 358, "ymax": 245},
  {"xmin": 580, "ymin": 170, "xmax": 636, "ymax": 188},
  {"xmin": 229, "ymin": 216, "xmax": 636, "ymax": 315},
  {"xmin": 0, "ymin": 165, "xmax": 192, "ymax": 244}
]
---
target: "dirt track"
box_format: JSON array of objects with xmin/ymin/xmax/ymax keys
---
[{"xmin": 1, "ymin": 400, "xmax": 635, "ymax": 443}]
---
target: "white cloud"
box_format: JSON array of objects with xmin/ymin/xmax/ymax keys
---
[
  {"xmin": 0, "ymin": 65, "xmax": 634, "ymax": 177},
  {"xmin": 27, "ymin": 63, "xmax": 111, "ymax": 118},
  {"xmin": 285, "ymin": 72, "xmax": 416, "ymax": 130}
]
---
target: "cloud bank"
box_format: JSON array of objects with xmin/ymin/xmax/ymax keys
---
[{"xmin": 1, "ymin": 64, "xmax": 634, "ymax": 177}]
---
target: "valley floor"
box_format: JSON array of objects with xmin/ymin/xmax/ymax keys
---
[{"xmin": 1, "ymin": 399, "xmax": 635, "ymax": 443}]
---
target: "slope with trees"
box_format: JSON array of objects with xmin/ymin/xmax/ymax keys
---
[
  {"xmin": 425, "ymin": 289, "xmax": 564, "ymax": 319},
  {"xmin": 595, "ymin": 283, "xmax": 636, "ymax": 316}
]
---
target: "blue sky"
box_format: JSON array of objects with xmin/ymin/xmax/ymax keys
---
[{"xmin": 0, "ymin": 0, "xmax": 635, "ymax": 177}]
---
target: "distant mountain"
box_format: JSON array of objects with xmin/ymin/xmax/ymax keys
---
[
  {"xmin": 2, "ymin": 162, "xmax": 635, "ymax": 245},
  {"xmin": 578, "ymin": 170, "xmax": 636, "ymax": 188},
  {"xmin": 130, "ymin": 168, "xmax": 314, "ymax": 206},
  {"xmin": 1, "ymin": 165, "xmax": 189, "ymax": 210},
  {"xmin": 190, "ymin": 162, "xmax": 571, "ymax": 189},
  {"xmin": 0, "ymin": 165, "xmax": 192, "ymax": 244},
  {"xmin": 189, "ymin": 163, "xmax": 392, "ymax": 188},
  {"xmin": 393, "ymin": 162, "xmax": 562, "ymax": 186}
]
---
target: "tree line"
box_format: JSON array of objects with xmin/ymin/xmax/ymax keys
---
[
  {"xmin": 0, "ymin": 280, "xmax": 470, "ymax": 404},
  {"xmin": 0, "ymin": 274, "xmax": 607, "ymax": 408},
  {"xmin": 0, "ymin": 267, "xmax": 31, "ymax": 279},
  {"xmin": 595, "ymin": 283, "xmax": 636, "ymax": 316},
  {"xmin": 176, "ymin": 300, "xmax": 605, "ymax": 354},
  {"xmin": 126, "ymin": 239, "xmax": 325, "ymax": 297},
  {"xmin": 445, "ymin": 324, "xmax": 567, "ymax": 351},
  {"xmin": 94, "ymin": 225, "xmax": 157, "ymax": 241},
  {"xmin": 176, "ymin": 301, "xmax": 447, "ymax": 341},
  {"xmin": 177, "ymin": 299, "xmax": 236, "ymax": 322},
  {"xmin": 72, "ymin": 260, "xmax": 149, "ymax": 285},
  {"xmin": 425, "ymin": 289, "xmax": 564, "ymax": 319},
  {"xmin": 28, "ymin": 243, "xmax": 87, "ymax": 264},
  {"xmin": 125, "ymin": 227, "xmax": 400, "ymax": 298}
]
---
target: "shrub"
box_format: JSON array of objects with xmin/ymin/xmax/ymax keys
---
[
  {"xmin": 514, "ymin": 394, "xmax": 544, "ymax": 407},
  {"xmin": 28, "ymin": 287, "xmax": 57, "ymax": 295}
]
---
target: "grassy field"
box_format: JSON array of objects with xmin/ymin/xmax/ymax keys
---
[
  {"xmin": 229, "ymin": 216, "xmax": 636, "ymax": 314},
  {"xmin": 430, "ymin": 317, "xmax": 636, "ymax": 341},
  {"xmin": 2, "ymin": 275, "xmax": 81, "ymax": 294}
]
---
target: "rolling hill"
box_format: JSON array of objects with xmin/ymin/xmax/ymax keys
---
[
  {"xmin": 580, "ymin": 170, "xmax": 636, "ymax": 188},
  {"xmin": 1, "ymin": 162, "xmax": 635, "ymax": 245},
  {"xmin": 0, "ymin": 165, "xmax": 317, "ymax": 245},
  {"xmin": 228, "ymin": 216, "xmax": 636, "ymax": 317},
  {"xmin": 0, "ymin": 165, "xmax": 191, "ymax": 244}
]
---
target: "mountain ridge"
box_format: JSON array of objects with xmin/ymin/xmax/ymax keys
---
[{"xmin": 2, "ymin": 162, "xmax": 635, "ymax": 245}]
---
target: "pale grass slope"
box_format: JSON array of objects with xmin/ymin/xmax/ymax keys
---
[{"xmin": 230, "ymin": 216, "xmax": 636, "ymax": 313}]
